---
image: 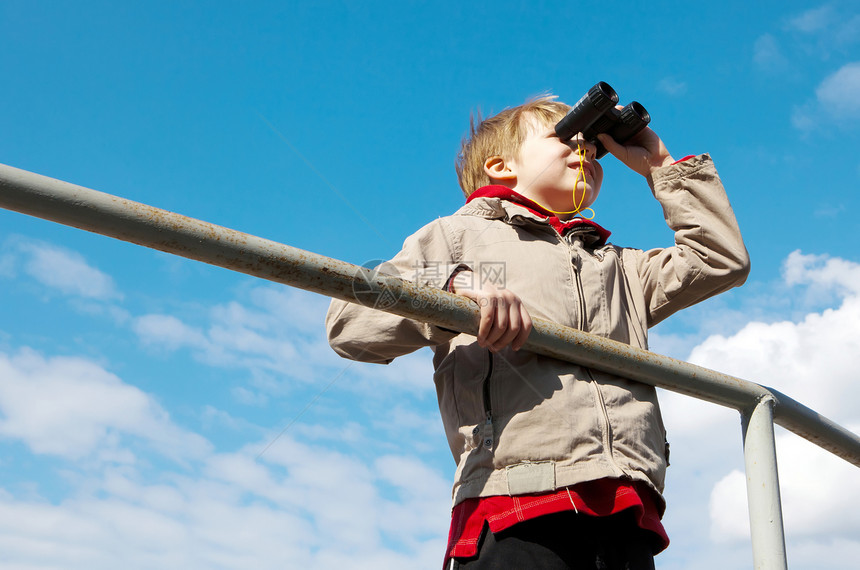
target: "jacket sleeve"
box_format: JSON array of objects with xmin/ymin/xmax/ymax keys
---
[
  {"xmin": 633, "ymin": 154, "xmax": 751, "ymax": 327},
  {"xmin": 325, "ymin": 217, "xmax": 466, "ymax": 364}
]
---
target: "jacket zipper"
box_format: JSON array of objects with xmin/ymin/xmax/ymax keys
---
[
  {"xmin": 587, "ymin": 368, "xmax": 627, "ymax": 477},
  {"xmin": 573, "ymin": 262, "xmax": 588, "ymax": 332},
  {"xmin": 564, "ymin": 232, "xmax": 589, "ymax": 332},
  {"xmin": 566, "ymin": 232, "xmax": 624, "ymax": 476},
  {"xmin": 481, "ymin": 350, "xmax": 494, "ymax": 450}
]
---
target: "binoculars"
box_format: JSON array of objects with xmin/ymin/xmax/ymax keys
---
[{"xmin": 555, "ymin": 82, "xmax": 650, "ymax": 159}]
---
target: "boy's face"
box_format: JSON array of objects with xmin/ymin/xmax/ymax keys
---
[{"xmin": 491, "ymin": 116, "xmax": 603, "ymax": 216}]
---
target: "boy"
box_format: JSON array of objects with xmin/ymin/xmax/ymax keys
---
[{"xmin": 325, "ymin": 95, "xmax": 749, "ymax": 568}]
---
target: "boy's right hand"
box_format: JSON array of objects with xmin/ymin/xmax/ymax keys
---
[
  {"xmin": 451, "ymin": 270, "xmax": 532, "ymax": 352},
  {"xmin": 597, "ymin": 125, "xmax": 675, "ymax": 178}
]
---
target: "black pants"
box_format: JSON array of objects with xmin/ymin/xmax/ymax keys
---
[{"xmin": 451, "ymin": 511, "xmax": 656, "ymax": 570}]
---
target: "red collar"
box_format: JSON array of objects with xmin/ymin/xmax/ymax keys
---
[{"xmin": 467, "ymin": 185, "xmax": 611, "ymax": 246}]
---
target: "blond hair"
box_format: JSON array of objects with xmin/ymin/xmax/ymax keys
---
[{"xmin": 455, "ymin": 95, "xmax": 571, "ymax": 197}]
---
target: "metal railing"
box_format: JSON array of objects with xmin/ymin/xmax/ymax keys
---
[{"xmin": 2, "ymin": 162, "xmax": 859, "ymax": 570}]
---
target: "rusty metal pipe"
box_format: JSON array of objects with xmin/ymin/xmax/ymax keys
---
[{"xmin": 1, "ymin": 162, "xmax": 859, "ymax": 470}]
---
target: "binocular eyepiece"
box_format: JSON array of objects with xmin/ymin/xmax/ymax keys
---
[{"xmin": 555, "ymin": 82, "xmax": 650, "ymax": 159}]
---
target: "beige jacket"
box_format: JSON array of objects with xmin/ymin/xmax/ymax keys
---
[{"xmin": 326, "ymin": 154, "xmax": 749, "ymax": 510}]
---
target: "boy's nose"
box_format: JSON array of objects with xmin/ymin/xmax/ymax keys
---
[{"xmin": 570, "ymin": 136, "xmax": 597, "ymax": 159}]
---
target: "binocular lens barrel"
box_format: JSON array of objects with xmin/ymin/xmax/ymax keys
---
[
  {"xmin": 554, "ymin": 82, "xmax": 618, "ymax": 141},
  {"xmin": 554, "ymin": 82, "xmax": 651, "ymax": 159},
  {"xmin": 625, "ymin": 101, "xmax": 650, "ymax": 124}
]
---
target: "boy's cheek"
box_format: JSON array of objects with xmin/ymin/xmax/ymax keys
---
[{"xmin": 591, "ymin": 166, "xmax": 604, "ymax": 190}]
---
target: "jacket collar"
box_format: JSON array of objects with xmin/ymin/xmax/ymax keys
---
[{"xmin": 464, "ymin": 185, "xmax": 611, "ymax": 246}]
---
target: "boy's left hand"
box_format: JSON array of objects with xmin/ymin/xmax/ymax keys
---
[
  {"xmin": 450, "ymin": 270, "xmax": 532, "ymax": 352},
  {"xmin": 597, "ymin": 126, "xmax": 675, "ymax": 178}
]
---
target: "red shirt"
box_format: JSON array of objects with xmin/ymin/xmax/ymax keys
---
[{"xmin": 444, "ymin": 479, "xmax": 669, "ymax": 566}]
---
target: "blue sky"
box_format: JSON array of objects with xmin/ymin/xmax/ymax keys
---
[{"xmin": 1, "ymin": 1, "xmax": 859, "ymax": 568}]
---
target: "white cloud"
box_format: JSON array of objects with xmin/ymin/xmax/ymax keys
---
[
  {"xmin": 0, "ymin": 348, "xmax": 211, "ymax": 461},
  {"xmin": 707, "ymin": 427, "xmax": 860, "ymax": 558},
  {"xmin": 656, "ymin": 77, "xmax": 687, "ymax": 96},
  {"xmin": 131, "ymin": 285, "xmax": 436, "ymax": 398},
  {"xmin": 752, "ymin": 5, "xmax": 857, "ymax": 74},
  {"xmin": 813, "ymin": 203, "xmax": 847, "ymax": 219},
  {"xmin": 759, "ymin": 2, "xmax": 860, "ymax": 131},
  {"xmin": 786, "ymin": 5, "xmax": 834, "ymax": 33},
  {"xmin": 200, "ymin": 404, "xmax": 261, "ymax": 432},
  {"xmin": 783, "ymin": 249, "xmax": 860, "ymax": 294},
  {"xmin": 776, "ymin": 426, "xmax": 860, "ymax": 540},
  {"xmin": 709, "ymin": 469, "xmax": 748, "ymax": 542},
  {"xmin": 13, "ymin": 239, "xmax": 121, "ymax": 300},
  {"xmin": 0, "ymin": 341, "xmax": 451, "ymax": 569},
  {"xmin": 0, "ymin": 251, "xmax": 14, "ymax": 278},
  {"xmin": 373, "ymin": 454, "xmax": 451, "ymax": 547},
  {"xmin": 201, "ymin": 437, "xmax": 450, "ymax": 566},
  {"xmin": 753, "ymin": 33, "xmax": 788, "ymax": 70},
  {"xmin": 782, "ymin": 4, "xmax": 860, "ymax": 53},
  {"xmin": 245, "ymin": 286, "xmax": 332, "ymax": 335},
  {"xmin": 785, "ymin": 538, "xmax": 860, "ymax": 569},
  {"xmin": 686, "ymin": 266, "xmax": 860, "ymax": 419},
  {"xmin": 815, "ymin": 61, "xmax": 860, "ymax": 118},
  {"xmin": 229, "ymin": 386, "xmax": 269, "ymax": 406},
  {"xmin": 832, "ymin": 14, "xmax": 860, "ymax": 47},
  {"xmin": 792, "ymin": 62, "xmax": 860, "ymax": 131},
  {"xmin": 134, "ymin": 314, "xmax": 210, "ymax": 350},
  {"xmin": 132, "ymin": 286, "xmax": 323, "ymax": 376},
  {"xmin": 350, "ymin": 347, "xmax": 436, "ymax": 394},
  {"xmin": 658, "ymin": 251, "xmax": 860, "ymax": 567},
  {"xmin": 0, "ymin": 480, "xmax": 318, "ymax": 569},
  {"xmin": 790, "ymin": 103, "xmax": 817, "ymax": 132}
]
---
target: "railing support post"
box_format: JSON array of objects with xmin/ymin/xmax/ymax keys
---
[{"xmin": 741, "ymin": 397, "xmax": 787, "ymax": 570}]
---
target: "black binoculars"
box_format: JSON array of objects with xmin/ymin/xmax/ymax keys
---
[{"xmin": 554, "ymin": 82, "xmax": 650, "ymax": 159}]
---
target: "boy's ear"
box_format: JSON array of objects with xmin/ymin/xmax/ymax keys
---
[{"xmin": 484, "ymin": 156, "xmax": 517, "ymax": 182}]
